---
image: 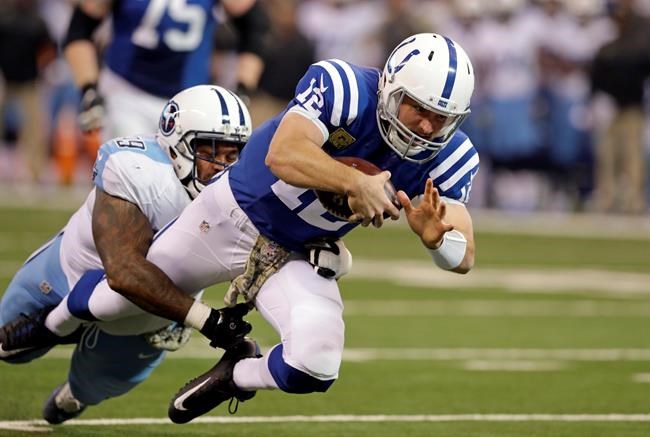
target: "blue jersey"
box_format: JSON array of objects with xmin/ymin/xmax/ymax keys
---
[
  {"xmin": 105, "ymin": 0, "xmax": 217, "ymax": 98},
  {"xmin": 229, "ymin": 60, "xmax": 480, "ymax": 252}
]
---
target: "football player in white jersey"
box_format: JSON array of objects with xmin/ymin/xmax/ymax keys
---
[
  {"xmin": 63, "ymin": 0, "xmax": 268, "ymax": 140},
  {"xmin": 0, "ymin": 85, "xmax": 254, "ymax": 423}
]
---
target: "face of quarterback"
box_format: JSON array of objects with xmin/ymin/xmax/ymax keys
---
[
  {"xmin": 397, "ymin": 95, "xmax": 453, "ymax": 141},
  {"xmin": 194, "ymin": 142, "xmax": 240, "ymax": 184}
]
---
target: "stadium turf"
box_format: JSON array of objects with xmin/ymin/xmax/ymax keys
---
[{"xmin": 1, "ymin": 205, "xmax": 650, "ymax": 436}]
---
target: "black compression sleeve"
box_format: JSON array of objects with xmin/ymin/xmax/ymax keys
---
[
  {"xmin": 230, "ymin": 1, "xmax": 270, "ymax": 57},
  {"xmin": 62, "ymin": 6, "xmax": 103, "ymax": 48}
]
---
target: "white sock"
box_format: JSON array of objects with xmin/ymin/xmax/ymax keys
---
[
  {"xmin": 45, "ymin": 296, "xmax": 84, "ymax": 336},
  {"xmin": 233, "ymin": 349, "xmax": 279, "ymax": 391}
]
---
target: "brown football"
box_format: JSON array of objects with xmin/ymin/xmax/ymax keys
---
[{"xmin": 314, "ymin": 156, "xmax": 400, "ymax": 221}]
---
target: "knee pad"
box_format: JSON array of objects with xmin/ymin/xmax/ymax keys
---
[{"xmin": 267, "ymin": 345, "xmax": 336, "ymax": 394}]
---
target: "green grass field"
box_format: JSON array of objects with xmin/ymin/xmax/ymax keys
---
[{"xmin": 1, "ymin": 205, "xmax": 650, "ymax": 436}]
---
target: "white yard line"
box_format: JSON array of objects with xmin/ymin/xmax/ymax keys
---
[
  {"xmin": 41, "ymin": 345, "xmax": 650, "ymax": 362},
  {"xmin": 340, "ymin": 348, "xmax": 650, "ymax": 362},
  {"xmin": 632, "ymin": 373, "xmax": 650, "ymax": 383},
  {"xmin": 349, "ymin": 260, "xmax": 650, "ymax": 296},
  {"xmin": 343, "ymin": 299, "xmax": 650, "ymax": 317},
  {"xmin": 4, "ymin": 259, "xmax": 650, "ymax": 295},
  {"xmin": 462, "ymin": 360, "xmax": 567, "ymax": 371},
  {"xmin": 4, "ymin": 414, "xmax": 650, "ymax": 432}
]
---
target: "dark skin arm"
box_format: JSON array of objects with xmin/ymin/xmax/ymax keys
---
[{"xmin": 91, "ymin": 189, "xmax": 195, "ymax": 322}]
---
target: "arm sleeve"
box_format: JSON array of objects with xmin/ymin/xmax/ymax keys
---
[
  {"xmin": 229, "ymin": 0, "xmax": 270, "ymax": 57},
  {"xmin": 62, "ymin": 5, "xmax": 103, "ymax": 48}
]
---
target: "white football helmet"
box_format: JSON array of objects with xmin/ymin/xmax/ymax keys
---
[
  {"xmin": 157, "ymin": 85, "xmax": 252, "ymax": 198},
  {"xmin": 377, "ymin": 33, "xmax": 475, "ymax": 163}
]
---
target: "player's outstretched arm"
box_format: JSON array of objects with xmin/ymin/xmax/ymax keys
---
[
  {"xmin": 92, "ymin": 189, "xmax": 195, "ymax": 321},
  {"xmin": 92, "ymin": 189, "xmax": 250, "ymax": 348},
  {"xmin": 397, "ymin": 178, "xmax": 475, "ymax": 274}
]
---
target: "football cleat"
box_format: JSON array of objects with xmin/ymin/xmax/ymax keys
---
[
  {"xmin": 0, "ymin": 306, "xmax": 82, "ymax": 361},
  {"xmin": 42, "ymin": 382, "xmax": 87, "ymax": 424},
  {"xmin": 168, "ymin": 338, "xmax": 261, "ymax": 424}
]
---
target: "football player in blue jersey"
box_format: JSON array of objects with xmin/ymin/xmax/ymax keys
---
[
  {"xmin": 0, "ymin": 85, "xmax": 255, "ymax": 423},
  {"xmin": 63, "ymin": 0, "xmax": 268, "ymax": 140},
  {"xmin": 162, "ymin": 32, "xmax": 479, "ymax": 423}
]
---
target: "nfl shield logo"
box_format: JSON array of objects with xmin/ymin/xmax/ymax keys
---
[{"xmin": 199, "ymin": 220, "xmax": 210, "ymax": 233}]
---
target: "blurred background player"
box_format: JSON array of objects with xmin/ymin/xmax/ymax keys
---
[
  {"xmin": 62, "ymin": 0, "xmax": 268, "ymax": 140},
  {"xmin": 590, "ymin": 0, "xmax": 650, "ymax": 214},
  {"xmin": 0, "ymin": 85, "xmax": 253, "ymax": 424},
  {"xmin": 0, "ymin": 0, "xmax": 55, "ymax": 184}
]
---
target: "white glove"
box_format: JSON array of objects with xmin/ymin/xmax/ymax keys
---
[
  {"xmin": 145, "ymin": 323, "xmax": 192, "ymax": 351},
  {"xmin": 78, "ymin": 83, "xmax": 105, "ymax": 132},
  {"xmin": 306, "ymin": 238, "xmax": 353, "ymax": 279}
]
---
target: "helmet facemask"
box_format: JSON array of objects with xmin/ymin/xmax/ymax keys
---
[
  {"xmin": 377, "ymin": 87, "xmax": 469, "ymax": 163},
  {"xmin": 175, "ymin": 130, "xmax": 246, "ymax": 199}
]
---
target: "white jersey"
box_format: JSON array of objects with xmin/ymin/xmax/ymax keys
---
[{"xmin": 58, "ymin": 135, "xmax": 190, "ymax": 288}]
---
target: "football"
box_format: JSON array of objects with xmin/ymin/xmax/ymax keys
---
[{"xmin": 314, "ymin": 156, "xmax": 400, "ymax": 221}]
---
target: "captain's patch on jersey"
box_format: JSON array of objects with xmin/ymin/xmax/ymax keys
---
[{"xmin": 329, "ymin": 128, "xmax": 356, "ymax": 149}]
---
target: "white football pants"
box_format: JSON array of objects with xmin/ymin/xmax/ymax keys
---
[{"xmin": 84, "ymin": 174, "xmax": 345, "ymax": 380}]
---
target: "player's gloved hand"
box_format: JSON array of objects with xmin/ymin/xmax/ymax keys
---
[
  {"xmin": 78, "ymin": 82, "xmax": 105, "ymax": 132},
  {"xmin": 145, "ymin": 323, "xmax": 193, "ymax": 352},
  {"xmin": 199, "ymin": 303, "xmax": 252, "ymax": 349},
  {"xmin": 306, "ymin": 238, "xmax": 353, "ymax": 279}
]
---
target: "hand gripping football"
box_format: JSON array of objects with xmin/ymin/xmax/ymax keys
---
[{"xmin": 314, "ymin": 156, "xmax": 400, "ymax": 221}]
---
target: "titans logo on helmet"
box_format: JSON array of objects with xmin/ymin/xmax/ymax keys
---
[{"xmin": 160, "ymin": 101, "xmax": 179, "ymax": 136}]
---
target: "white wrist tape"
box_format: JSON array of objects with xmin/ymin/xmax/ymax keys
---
[
  {"xmin": 183, "ymin": 300, "xmax": 212, "ymax": 330},
  {"xmin": 427, "ymin": 229, "xmax": 467, "ymax": 270}
]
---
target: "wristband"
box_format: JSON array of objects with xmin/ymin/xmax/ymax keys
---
[
  {"xmin": 183, "ymin": 300, "xmax": 212, "ymax": 330},
  {"xmin": 427, "ymin": 229, "xmax": 467, "ymax": 270}
]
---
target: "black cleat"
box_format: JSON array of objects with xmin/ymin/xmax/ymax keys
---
[
  {"xmin": 42, "ymin": 382, "xmax": 87, "ymax": 424},
  {"xmin": 0, "ymin": 306, "xmax": 82, "ymax": 361},
  {"xmin": 169, "ymin": 338, "xmax": 261, "ymax": 424}
]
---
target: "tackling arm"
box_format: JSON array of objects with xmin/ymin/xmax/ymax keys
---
[
  {"xmin": 92, "ymin": 189, "xmax": 195, "ymax": 321},
  {"xmin": 92, "ymin": 190, "xmax": 251, "ymax": 348}
]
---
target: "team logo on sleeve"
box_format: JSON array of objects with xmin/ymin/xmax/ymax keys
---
[
  {"xmin": 160, "ymin": 100, "xmax": 179, "ymax": 136},
  {"xmin": 328, "ymin": 128, "xmax": 356, "ymax": 149}
]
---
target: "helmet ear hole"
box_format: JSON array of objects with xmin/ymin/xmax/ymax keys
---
[{"xmin": 168, "ymin": 147, "xmax": 178, "ymax": 159}]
